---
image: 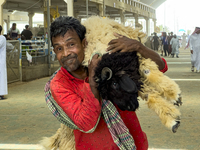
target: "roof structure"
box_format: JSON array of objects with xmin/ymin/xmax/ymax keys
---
[
  {"xmin": 3, "ymin": 0, "xmax": 166, "ymax": 17},
  {"xmin": 140, "ymin": 0, "xmax": 166, "ymax": 9}
]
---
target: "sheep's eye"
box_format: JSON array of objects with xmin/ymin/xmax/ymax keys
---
[
  {"xmin": 112, "ymin": 82, "xmax": 119, "ymax": 90},
  {"xmin": 144, "ymin": 69, "xmax": 150, "ymax": 74}
]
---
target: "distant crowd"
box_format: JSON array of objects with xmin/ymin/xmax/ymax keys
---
[{"xmin": 145, "ymin": 32, "xmax": 189, "ymax": 58}]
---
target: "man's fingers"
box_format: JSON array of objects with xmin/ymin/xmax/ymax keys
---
[
  {"xmin": 114, "ymin": 32, "xmax": 123, "ymax": 38},
  {"xmin": 92, "ymin": 54, "xmax": 100, "ymax": 59},
  {"xmin": 107, "ymin": 43, "xmax": 120, "ymax": 51},
  {"xmin": 109, "ymin": 47, "xmax": 123, "ymax": 54},
  {"xmin": 107, "ymin": 39, "xmax": 118, "ymax": 46}
]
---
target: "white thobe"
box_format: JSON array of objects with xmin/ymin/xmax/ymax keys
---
[
  {"xmin": 170, "ymin": 37, "xmax": 179, "ymax": 56},
  {"xmin": 0, "ymin": 35, "xmax": 8, "ymax": 95},
  {"xmin": 190, "ymin": 33, "xmax": 200, "ymax": 70},
  {"xmin": 181, "ymin": 34, "xmax": 187, "ymax": 47}
]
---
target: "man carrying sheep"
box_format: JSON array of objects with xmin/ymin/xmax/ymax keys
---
[{"xmin": 45, "ymin": 16, "xmax": 168, "ymax": 150}]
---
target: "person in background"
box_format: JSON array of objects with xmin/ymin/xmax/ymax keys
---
[
  {"xmin": 21, "ymin": 25, "xmax": 33, "ymax": 40},
  {"xmin": 186, "ymin": 27, "xmax": 200, "ymax": 72},
  {"xmin": 181, "ymin": 33, "xmax": 187, "ymax": 48},
  {"xmin": 167, "ymin": 32, "xmax": 173, "ymax": 56},
  {"xmin": 7, "ymin": 23, "xmax": 20, "ymax": 40},
  {"xmin": 152, "ymin": 32, "xmax": 159, "ymax": 51},
  {"xmin": 144, "ymin": 35, "xmax": 152, "ymax": 49},
  {"xmin": 170, "ymin": 34, "xmax": 180, "ymax": 58},
  {"xmin": 0, "ymin": 25, "xmax": 8, "ymax": 100},
  {"xmin": 162, "ymin": 32, "xmax": 168, "ymax": 56},
  {"xmin": 150, "ymin": 33, "xmax": 154, "ymax": 49}
]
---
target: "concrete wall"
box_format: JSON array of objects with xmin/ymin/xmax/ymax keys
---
[{"xmin": 22, "ymin": 63, "xmax": 60, "ymax": 82}]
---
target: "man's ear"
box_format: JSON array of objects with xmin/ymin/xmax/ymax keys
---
[{"xmin": 82, "ymin": 38, "xmax": 87, "ymax": 49}]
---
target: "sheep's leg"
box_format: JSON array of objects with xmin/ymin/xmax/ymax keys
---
[
  {"xmin": 40, "ymin": 124, "xmax": 75, "ymax": 150},
  {"xmin": 162, "ymin": 82, "xmax": 182, "ymax": 107},
  {"xmin": 146, "ymin": 93, "xmax": 181, "ymax": 133}
]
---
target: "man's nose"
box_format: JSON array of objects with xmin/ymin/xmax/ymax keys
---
[{"xmin": 62, "ymin": 47, "xmax": 71, "ymax": 57}]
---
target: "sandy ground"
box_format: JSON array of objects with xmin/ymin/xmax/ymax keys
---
[{"xmin": 0, "ymin": 48, "xmax": 200, "ymax": 150}]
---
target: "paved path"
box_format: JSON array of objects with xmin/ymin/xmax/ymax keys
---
[{"xmin": 0, "ymin": 48, "xmax": 200, "ymax": 150}]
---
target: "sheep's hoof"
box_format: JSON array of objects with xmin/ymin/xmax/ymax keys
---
[
  {"xmin": 172, "ymin": 121, "xmax": 180, "ymax": 133},
  {"xmin": 174, "ymin": 94, "xmax": 182, "ymax": 106}
]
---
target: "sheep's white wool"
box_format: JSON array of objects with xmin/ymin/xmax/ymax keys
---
[
  {"xmin": 82, "ymin": 16, "xmax": 146, "ymax": 66},
  {"xmin": 82, "ymin": 16, "xmax": 182, "ymax": 132}
]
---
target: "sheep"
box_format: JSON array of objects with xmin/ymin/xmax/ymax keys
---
[
  {"xmin": 40, "ymin": 16, "xmax": 182, "ymax": 150},
  {"xmin": 82, "ymin": 16, "xmax": 182, "ymax": 132}
]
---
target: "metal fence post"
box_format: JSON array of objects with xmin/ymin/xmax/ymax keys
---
[{"xmin": 47, "ymin": 0, "xmax": 51, "ymax": 76}]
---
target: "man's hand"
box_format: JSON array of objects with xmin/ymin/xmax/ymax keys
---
[
  {"xmin": 106, "ymin": 33, "xmax": 142, "ymax": 53},
  {"xmin": 88, "ymin": 54, "xmax": 102, "ymax": 101},
  {"xmin": 88, "ymin": 54, "xmax": 101, "ymax": 86},
  {"xmin": 191, "ymin": 50, "xmax": 193, "ymax": 54}
]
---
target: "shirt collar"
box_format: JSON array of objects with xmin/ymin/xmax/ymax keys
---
[{"xmin": 61, "ymin": 67, "xmax": 88, "ymax": 82}]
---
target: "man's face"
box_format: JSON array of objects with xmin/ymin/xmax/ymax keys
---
[
  {"xmin": 12, "ymin": 25, "xmax": 16, "ymax": 30},
  {"xmin": 196, "ymin": 30, "xmax": 200, "ymax": 34},
  {"xmin": 52, "ymin": 30, "xmax": 85, "ymax": 72}
]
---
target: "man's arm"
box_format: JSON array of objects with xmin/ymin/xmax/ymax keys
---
[
  {"xmin": 0, "ymin": 36, "xmax": 6, "ymax": 48},
  {"xmin": 107, "ymin": 33, "xmax": 165, "ymax": 70},
  {"xmin": 15, "ymin": 29, "xmax": 20, "ymax": 40},
  {"xmin": 50, "ymin": 73, "xmax": 101, "ymax": 132},
  {"xmin": 189, "ymin": 37, "xmax": 193, "ymax": 54},
  {"xmin": 7, "ymin": 29, "xmax": 12, "ymax": 40}
]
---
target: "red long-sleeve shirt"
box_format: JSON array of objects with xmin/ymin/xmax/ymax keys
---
[{"xmin": 50, "ymin": 58, "xmax": 168, "ymax": 150}]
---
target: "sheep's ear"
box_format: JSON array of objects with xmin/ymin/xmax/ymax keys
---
[{"xmin": 119, "ymin": 74, "xmax": 137, "ymax": 93}]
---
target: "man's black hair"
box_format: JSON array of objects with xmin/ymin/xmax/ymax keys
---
[
  {"xmin": 12, "ymin": 23, "xmax": 16, "ymax": 26},
  {"xmin": 25, "ymin": 25, "xmax": 29, "ymax": 29},
  {"xmin": 50, "ymin": 16, "xmax": 86, "ymax": 44},
  {"xmin": 0, "ymin": 25, "xmax": 2, "ymax": 33}
]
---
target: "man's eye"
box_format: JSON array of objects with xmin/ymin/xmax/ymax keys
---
[
  {"xmin": 69, "ymin": 43, "xmax": 74, "ymax": 47},
  {"xmin": 57, "ymin": 47, "xmax": 62, "ymax": 51}
]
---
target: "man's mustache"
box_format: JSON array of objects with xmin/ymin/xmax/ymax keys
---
[{"xmin": 61, "ymin": 54, "xmax": 78, "ymax": 64}]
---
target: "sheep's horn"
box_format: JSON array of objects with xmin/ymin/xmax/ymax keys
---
[{"xmin": 101, "ymin": 67, "xmax": 112, "ymax": 81}]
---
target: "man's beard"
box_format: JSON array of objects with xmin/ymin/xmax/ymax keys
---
[{"xmin": 61, "ymin": 53, "xmax": 81, "ymax": 72}]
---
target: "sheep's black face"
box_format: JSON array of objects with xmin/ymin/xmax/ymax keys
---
[{"xmin": 94, "ymin": 52, "xmax": 142, "ymax": 111}]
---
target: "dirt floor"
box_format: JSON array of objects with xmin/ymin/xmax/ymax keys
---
[{"xmin": 0, "ymin": 48, "xmax": 200, "ymax": 150}]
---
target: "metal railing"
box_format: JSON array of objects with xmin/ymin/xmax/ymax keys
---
[
  {"xmin": 6, "ymin": 39, "xmax": 59, "ymax": 83},
  {"xmin": 6, "ymin": 40, "xmax": 21, "ymax": 83},
  {"xmin": 20, "ymin": 39, "xmax": 58, "ymax": 66}
]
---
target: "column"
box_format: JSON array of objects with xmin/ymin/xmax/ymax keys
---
[
  {"xmin": 153, "ymin": 19, "xmax": 156, "ymax": 33},
  {"xmin": 64, "ymin": 0, "xmax": 74, "ymax": 17},
  {"xmin": 120, "ymin": 10, "xmax": 125, "ymax": 25},
  {"xmin": 98, "ymin": 1, "xmax": 105, "ymax": 17},
  {"xmin": 0, "ymin": 0, "xmax": 6, "ymax": 26},
  {"xmin": 7, "ymin": 15, "xmax": 10, "ymax": 31},
  {"xmin": 133, "ymin": 13, "xmax": 138, "ymax": 28},
  {"xmin": 28, "ymin": 12, "xmax": 34, "ymax": 29},
  {"xmin": 43, "ymin": 0, "xmax": 51, "ymax": 32},
  {"xmin": 144, "ymin": 17, "xmax": 150, "ymax": 36}
]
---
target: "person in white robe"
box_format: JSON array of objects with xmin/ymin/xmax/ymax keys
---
[
  {"xmin": 170, "ymin": 34, "xmax": 180, "ymax": 58},
  {"xmin": 0, "ymin": 25, "xmax": 8, "ymax": 99},
  {"xmin": 181, "ymin": 33, "xmax": 187, "ymax": 48},
  {"xmin": 189, "ymin": 27, "xmax": 200, "ymax": 72}
]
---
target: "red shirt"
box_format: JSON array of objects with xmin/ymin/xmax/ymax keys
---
[{"xmin": 50, "ymin": 58, "xmax": 168, "ymax": 150}]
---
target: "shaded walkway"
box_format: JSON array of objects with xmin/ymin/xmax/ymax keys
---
[{"xmin": 0, "ymin": 48, "xmax": 200, "ymax": 149}]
